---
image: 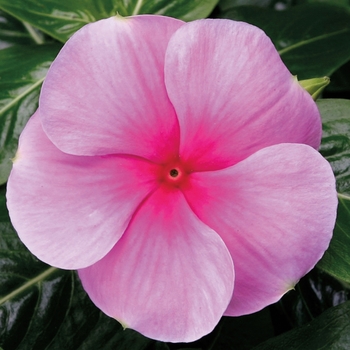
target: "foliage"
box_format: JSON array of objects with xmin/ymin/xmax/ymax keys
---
[{"xmin": 1, "ymin": 0, "xmax": 350, "ymax": 348}]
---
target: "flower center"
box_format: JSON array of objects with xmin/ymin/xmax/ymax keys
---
[
  {"xmin": 166, "ymin": 166, "xmax": 183, "ymax": 183},
  {"xmin": 159, "ymin": 162, "xmax": 189, "ymax": 189},
  {"xmin": 169, "ymin": 169, "xmax": 179, "ymax": 178}
]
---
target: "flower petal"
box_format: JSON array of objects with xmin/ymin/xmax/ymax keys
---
[
  {"xmin": 164, "ymin": 19, "xmax": 321, "ymax": 171},
  {"xmin": 183, "ymin": 143, "xmax": 337, "ymax": 315},
  {"xmin": 40, "ymin": 15, "xmax": 184, "ymax": 162},
  {"xmin": 78, "ymin": 187, "xmax": 234, "ymax": 342},
  {"xmin": 7, "ymin": 113, "xmax": 160, "ymax": 269}
]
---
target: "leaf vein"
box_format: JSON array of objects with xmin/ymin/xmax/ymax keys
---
[
  {"xmin": 0, "ymin": 266, "xmax": 57, "ymax": 305},
  {"xmin": 278, "ymin": 28, "xmax": 349, "ymax": 56},
  {"xmin": 132, "ymin": 0, "xmax": 144, "ymax": 15},
  {"xmin": 0, "ymin": 77, "xmax": 44, "ymax": 117}
]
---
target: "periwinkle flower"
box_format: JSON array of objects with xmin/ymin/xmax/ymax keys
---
[{"xmin": 7, "ymin": 15, "xmax": 337, "ymax": 342}]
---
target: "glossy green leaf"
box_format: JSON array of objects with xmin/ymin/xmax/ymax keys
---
[
  {"xmin": 116, "ymin": 0, "xmax": 219, "ymax": 21},
  {"xmin": 253, "ymin": 301, "xmax": 350, "ymax": 349},
  {"xmin": 318, "ymin": 100, "xmax": 350, "ymax": 195},
  {"xmin": 0, "ymin": 10, "xmax": 34, "ymax": 49},
  {"xmin": 326, "ymin": 61, "xmax": 350, "ymax": 94},
  {"xmin": 0, "ymin": 186, "xmax": 168, "ymax": 349},
  {"xmin": 296, "ymin": 0, "xmax": 350, "ymax": 7},
  {"xmin": 208, "ymin": 309, "xmax": 274, "ymax": 350},
  {"xmin": 0, "ymin": 44, "xmax": 61, "ymax": 185},
  {"xmin": 270, "ymin": 268, "xmax": 350, "ymax": 332},
  {"xmin": 317, "ymin": 99, "xmax": 350, "ymax": 283},
  {"xmin": 318, "ymin": 195, "xmax": 350, "ymax": 283},
  {"xmin": 218, "ymin": 0, "xmax": 273, "ymax": 11},
  {"xmin": 218, "ymin": 0, "xmax": 295, "ymax": 11},
  {"xmin": 221, "ymin": 3, "xmax": 350, "ymax": 79},
  {"xmin": 0, "ymin": 0, "xmax": 218, "ymax": 43}
]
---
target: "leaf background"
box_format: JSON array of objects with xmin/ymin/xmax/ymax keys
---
[
  {"xmin": 0, "ymin": 10, "xmax": 34, "ymax": 49},
  {"xmin": 220, "ymin": 3, "xmax": 350, "ymax": 79},
  {"xmin": 0, "ymin": 0, "xmax": 350, "ymax": 348},
  {"xmin": 317, "ymin": 99, "xmax": 350, "ymax": 283},
  {"xmin": 0, "ymin": 44, "xmax": 61, "ymax": 185},
  {"xmin": 0, "ymin": 0, "xmax": 219, "ymax": 43}
]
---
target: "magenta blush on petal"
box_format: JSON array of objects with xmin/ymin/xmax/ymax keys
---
[
  {"xmin": 79, "ymin": 188, "xmax": 234, "ymax": 343},
  {"xmin": 155, "ymin": 158, "xmax": 195, "ymax": 191},
  {"xmin": 164, "ymin": 19, "xmax": 322, "ymax": 171},
  {"xmin": 183, "ymin": 143, "xmax": 337, "ymax": 316},
  {"xmin": 39, "ymin": 15, "xmax": 184, "ymax": 163},
  {"xmin": 7, "ymin": 112, "xmax": 162, "ymax": 269}
]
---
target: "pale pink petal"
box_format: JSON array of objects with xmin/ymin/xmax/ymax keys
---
[
  {"xmin": 40, "ymin": 15, "xmax": 184, "ymax": 162},
  {"xmin": 183, "ymin": 143, "xmax": 337, "ymax": 315},
  {"xmin": 164, "ymin": 19, "xmax": 321, "ymax": 171},
  {"xmin": 78, "ymin": 188, "xmax": 234, "ymax": 342},
  {"xmin": 7, "ymin": 112, "xmax": 160, "ymax": 269}
]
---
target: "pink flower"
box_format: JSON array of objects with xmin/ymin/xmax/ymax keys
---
[{"xmin": 7, "ymin": 15, "xmax": 337, "ymax": 342}]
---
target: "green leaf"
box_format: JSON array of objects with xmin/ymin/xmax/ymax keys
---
[
  {"xmin": 0, "ymin": 185, "xmax": 167, "ymax": 349},
  {"xmin": 326, "ymin": 61, "xmax": 350, "ymax": 94},
  {"xmin": 317, "ymin": 99, "xmax": 350, "ymax": 283},
  {"xmin": 0, "ymin": 0, "xmax": 218, "ymax": 43},
  {"xmin": 220, "ymin": 3, "xmax": 350, "ymax": 79},
  {"xmin": 270, "ymin": 268, "xmax": 350, "ymax": 332},
  {"xmin": 253, "ymin": 301, "xmax": 350, "ymax": 349},
  {"xmin": 318, "ymin": 194, "xmax": 350, "ymax": 283},
  {"xmin": 0, "ymin": 44, "xmax": 61, "ymax": 185},
  {"xmin": 218, "ymin": 0, "xmax": 273, "ymax": 11},
  {"xmin": 0, "ymin": 10, "xmax": 35, "ymax": 49},
  {"xmin": 318, "ymin": 100, "xmax": 350, "ymax": 195},
  {"xmin": 117, "ymin": 0, "xmax": 219, "ymax": 21},
  {"xmin": 208, "ymin": 309, "xmax": 274, "ymax": 350},
  {"xmin": 296, "ymin": 0, "xmax": 350, "ymax": 7}
]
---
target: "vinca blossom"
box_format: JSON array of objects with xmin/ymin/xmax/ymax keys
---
[{"xmin": 7, "ymin": 15, "xmax": 337, "ymax": 342}]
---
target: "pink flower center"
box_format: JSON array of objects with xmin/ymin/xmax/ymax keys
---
[{"xmin": 158, "ymin": 161, "xmax": 190, "ymax": 190}]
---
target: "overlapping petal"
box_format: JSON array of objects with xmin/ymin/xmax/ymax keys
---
[
  {"xmin": 7, "ymin": 113, "xmax": 161, "ymax": 269},
  {"xmin": 183, "ymin": 143, "xmax": 337, "ymax": 315},
  {"xmin": 78, "ymin": 188, "xmax": 234, "ymax": 342},
  {"xmin": 164, "ymin": 19, "xmax": 321, "ymax": 171},
  {"xmin": 40, "ymin": 15, "xmax": 184, "ymax": 163}
]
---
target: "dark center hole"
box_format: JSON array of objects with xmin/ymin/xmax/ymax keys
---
[{"xmin": 169, "ymin": 169, "xmax": 179, "ymax": 178}]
